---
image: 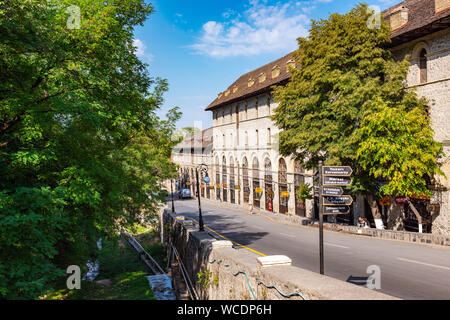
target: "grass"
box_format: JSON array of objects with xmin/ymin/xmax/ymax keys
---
[{"xmin": 42, "ymin": 233, "xmax": 158, "ymax": 300}]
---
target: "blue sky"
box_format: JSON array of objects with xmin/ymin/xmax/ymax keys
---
[{"xmin": 132, "ymin": 0, "xmax": 399, "ymax": 129}]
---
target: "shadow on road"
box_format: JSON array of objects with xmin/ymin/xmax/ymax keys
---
[{"xmin": 346, "ymin": 275, "xmax": 369, "ymax": 286}]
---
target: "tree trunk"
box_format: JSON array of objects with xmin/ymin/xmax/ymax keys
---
[
  {"xmin": 365, "ymin": 193, "xmax": 384, "ymax": 229},
  {"xmin": 407, "ymin": 197, "xmax": 423, "ymax": 233}
]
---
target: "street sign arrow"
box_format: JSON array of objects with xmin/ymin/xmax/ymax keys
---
[
  {"xmin": 323, "ymin": 166, "xmax": 353, "ymax": 176},
  {"xmin": 323, "ymin": 206, "xmax": 350, "ymax": 215},
  {"xmin": 323, "ymin": 195, "xmax": 353, "ymax": 206},
  {"xmin": 323, "ymin": 176, "xmax": 352, "ymax": 186},
  {"xmin": 322, "ymin": 187, "xmax": 344, "ymax": 196}
]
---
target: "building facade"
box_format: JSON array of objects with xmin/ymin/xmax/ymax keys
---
[{"xmin": 173, "ymin": 0, "xmax": 450, "ymax": 235}]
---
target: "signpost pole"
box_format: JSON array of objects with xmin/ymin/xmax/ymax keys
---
[{"xmin": 318, "ymin": 161, "xmax": 324, "ymax": 275}]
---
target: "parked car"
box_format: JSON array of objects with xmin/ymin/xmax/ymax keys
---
[{"xmin": 180, "ymin": 188, "xmax": 191, "ymax": 199}]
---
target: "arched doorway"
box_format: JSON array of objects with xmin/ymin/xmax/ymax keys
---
[
  {"xmin": 264, "ymin": 158, "xmax": 274, "ymax": 212},
  {"xmin": 215, "ymin": 156, "xmax": 221, "ymax": 201},
  {"xmin": 230, "ymin": 157, "xmax": 236, "ymax": 204},
  {"xmin": 253, "ymin": 157, "xmax": 261, "ymax": 209},
  {"xmin": 294, "ymin": 160, "xmax": 306, "ymax": 217},
  {"xmin": 278, "ymin": 158, "xmax": 288, "ymax": 214},
  {"xmin": 419, "ymin": 48, "xmax": 427, "ymax": 84},
  {"xmin": 243, "ymin": 157, "xmax": 249, "ymax": 204},
  {"xmin": 222, "ymin": 156, "xmax": 228, "ymax": 202}
]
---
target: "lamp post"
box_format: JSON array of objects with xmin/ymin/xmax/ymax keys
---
[{"xmin": 195, "ymin": 164, "xmax": 209, "ymax": 231}]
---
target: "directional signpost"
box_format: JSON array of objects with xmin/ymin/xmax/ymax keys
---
[
  {"xmin": 318, "ymin": 162, "xmax": 353, "ymax": 275},
  {"xmin": 322, "ymin": 186, "xmax": 344, "ymax": 196}
]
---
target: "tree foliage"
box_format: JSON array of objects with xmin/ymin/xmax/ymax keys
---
[
  {"xmin": 0, "ymin": 0, "xmax": 180, "ymax": 299},
  {"xmin": 273, "ymin": 4, "xmax": 443, "ymax": 201}
]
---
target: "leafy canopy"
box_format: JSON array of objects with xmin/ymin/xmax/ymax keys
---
[{"xmin": 0, "ymin": 0, "xmax": 180, "ymax": 299}]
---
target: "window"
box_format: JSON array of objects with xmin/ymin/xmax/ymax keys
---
[
  {"xmin": 267, "ymin": 128, "xmax": 271, "ymax": 145},
  {"xmin": 255, "ymin": 130, "xmax": 259, "ymax": 146},
  {"xmin": 245, "ymin": 131, "xmax": 249, "ymax": 147},
  {"xmin": 223, "ymin": 134, "xmax": 225, "ymax": 148},
  {"xmin": 419, "ymin": 49, "xmax": 427, "ymax": 84}
]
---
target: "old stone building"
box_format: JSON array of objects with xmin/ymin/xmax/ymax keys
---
[
  {"xmin": 172, "ymin": 128, "xmax": 214, "ymax": 198},
  {"xmin": 384, "ymin": 0, "xmax": 450, "ymax": 235},
  {"xmin": 206, "ymin": 53, "xmax": 314, "ymax": 218},
  {"xmin": 173, "ymin": 0, "xmax": 450, "ymax": 235}
]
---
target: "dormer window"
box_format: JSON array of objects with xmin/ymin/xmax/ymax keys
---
[
  {"xmin": 258, "ymin": 72, "xmax": 266, "ymax": 83},
  {"xmin": 232, "ymin": 85, "xmax": 238, "ymax": 94},
  {"xmin": 225, "ymin": 89, "xmax": 231, "ymax": 97},
  {"xmin": 271, "ymin": 66, "xmax": 281, "ymax": 79},
  {"xmin": 435, "ymin": 0, "xmax": 450, "ymax": 15},
  {"xmin": 286, "ymin": 59, "xmax": 296, "ymax": 72},
  {"xmin": 218, "ymin": 92, "xmax": 223, "ymax": 99},
  {"xmin": 248, "ymin": 78, "xmax": 255, "ymax": 88},
  {"xmin": 389, "ymin": 6, "xmax": 409, "ymax": 32}
]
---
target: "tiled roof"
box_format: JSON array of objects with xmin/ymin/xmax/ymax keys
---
[
  {"xmin": 384, "ymin": 0, "xmax": 450, "ymax": 46},
  {"xmin": 205, "ymin": 52, "xmax": 295, "ymax": 111}
]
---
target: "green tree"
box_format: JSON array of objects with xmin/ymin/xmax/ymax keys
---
[
  {"xmin": 0, "ymin": 0, "xmax": 180, "ymax": 299},
  {"xmin": 273, "ymin": 4, "xmax": 443, "ymax": 224}
]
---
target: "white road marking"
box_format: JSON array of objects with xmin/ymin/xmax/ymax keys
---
[
  {"xmin": 325, "ymin": 243, "xmax": 349, "ymax": 249},
  {"xmin": 397, "ymin": 258, "xmax": 450, "ymax": 271},
  {"xmin": 280, "ymin": 233, "xmax": 296, "ymax": 238}
]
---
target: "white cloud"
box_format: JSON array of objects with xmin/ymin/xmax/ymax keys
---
[
  {"xmin": 190, "ymin": 0, "xmax": 317, "ymax": 58},
  {"xmin": 133, "ymin": 39, "xmax": 154, "ymax": 61}
]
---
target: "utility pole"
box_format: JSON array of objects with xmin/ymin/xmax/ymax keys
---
[{"xmin": 318, "ymin": 160, "xmax": 324, "ymax": 275}]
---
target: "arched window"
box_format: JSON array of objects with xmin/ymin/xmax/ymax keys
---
[
  {"xmin": 243, "ymin": 157, "xmax": 249, "ymax": 204},
  {"xmin": 419, "ymin": 49, "xmax": 427, "ymax": 84},
  {"xmin": 230, "ymin": 157, "xmax": 236, "ymax": 204},
  {"xmin": 222, "ymin": 156, "xmax": 228, "ymax": 202},
  {"xmin": 215, "ymin": 156, "xmax": 221, "ymax": 200},
  {"xmin": 278, "ymin": 158, "xmax": 288, "ymax": 214},
  {"xmin": 253, "ymin": 157, "xmax": 260, "ymax": 208},
  {"xmin": 294, "ymin": 160, "xmax": 306, "ymax": 217},
  {"xmin": 264, "ymin": 158, "xmax": 273, "ymax": 212}
]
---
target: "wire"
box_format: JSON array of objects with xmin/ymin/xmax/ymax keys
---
[{"xmin": 208, "ymin": 258, "xmax": 307, "ymax": 300}]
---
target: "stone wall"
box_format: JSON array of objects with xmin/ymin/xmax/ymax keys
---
[
  {"xmin": 391, "ymin": 27, "xmax": 450, "ymax": 235},
  {"xmin": 161, "ymin": 209, "xmax": 398, "ymax": 300}
]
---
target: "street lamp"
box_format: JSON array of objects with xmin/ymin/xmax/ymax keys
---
[{"xmin": 195, "ymin": 164, "xmax": 209, "ymax": 231}]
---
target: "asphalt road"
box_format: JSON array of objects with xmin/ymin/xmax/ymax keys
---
[{"xmin": 173, "ymin": 198, "xmax": 450, "ymax": 300}]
